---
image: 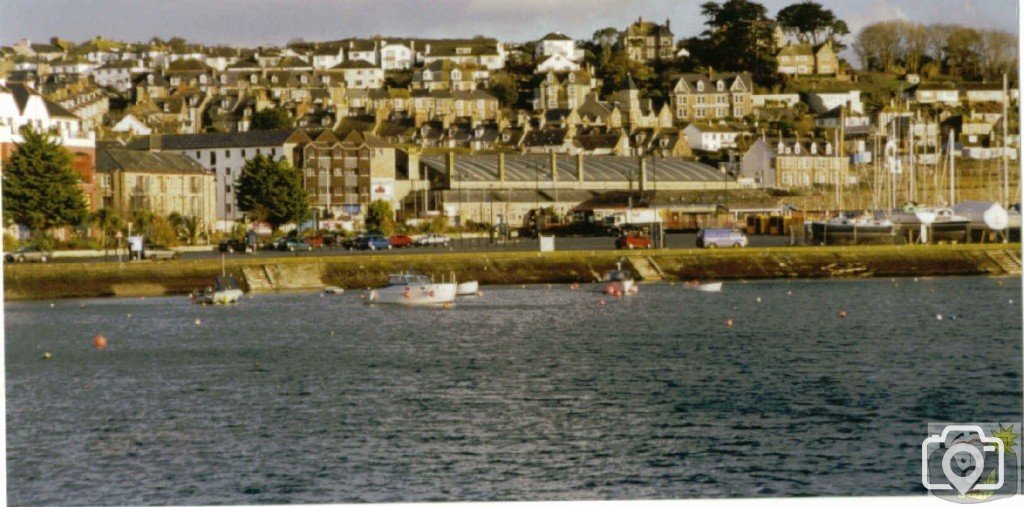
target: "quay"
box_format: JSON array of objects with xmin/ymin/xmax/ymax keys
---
[{"xmin": 3, "ymin": 244, "xmax": 1020, "ymax": 301}]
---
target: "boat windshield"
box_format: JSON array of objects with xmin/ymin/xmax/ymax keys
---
[
  {"xmin": 604, "ymin": 270, "xmax": 631, "ymax": 281},
  {"xmin": 387, "ymin": 274, "xmax": 432, "ymax": 286}
]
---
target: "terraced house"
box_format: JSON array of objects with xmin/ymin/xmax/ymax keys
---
[{"xmin": 671, "ymin": 72, "xmax": 753, "ymax": 121}]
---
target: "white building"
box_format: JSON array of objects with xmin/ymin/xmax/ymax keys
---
[
  {"xmin": 683, "ymin": 123, "xmax": 740, "ymax": 152},
  {"xmin": 380, "ymin": 40, "xmax": 415, "ymax": 70},
  {"xmin": 93, "ymin": 60, "xmax": 150, "ymax": 92},
  {"xmin": 535, "ymin": 33, "xmax": 583, "ymax": 61},
  {"xmin": 329, "ymin": 61, "xmax": 385, "ymax": 89},
  {"xmin": 312, "ymin": 46, "xmax": 345, "ymax": 70},
  {"xmin": 0, "ymin": 80, "xmax": 96, "ymax": 157},
  {"xmin": 805, "ymin": 90, "xmax": 863, "ymax": 114}
]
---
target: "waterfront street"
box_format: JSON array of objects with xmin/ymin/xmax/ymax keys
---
[{"xmin": 51, "ymin": 233, "xmax": 795, "ymax": 263}]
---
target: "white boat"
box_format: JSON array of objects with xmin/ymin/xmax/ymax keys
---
[
  {"xmin": 599, "ymin": 263, "xmax": 638, "ymax": 296},
  {"xmin": 324, "ymin": 286, "xmax": 345, "ymax": 295},
  {"xmin": 684, "ymin": 281, "xmax": 723, "ymax": 292},
  {"xmin": 192, "ymin": 276, "xmax": 244, "ymax": 304},
  {"xmin": 367, "ymin": 273, "xmax": 457, "ymax": 306},
  {"xmin": 953, "ymin": 201, "xmax": 1009, "ymax": 231},
  {"xmin": 456, "ymin": 280, "xmax": 479, "ymax": 296}
]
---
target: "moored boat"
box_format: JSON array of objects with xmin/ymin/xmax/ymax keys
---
[
  {"xmin": 192, "ymin": 276, "xmax": 244, "ymax": 304},
  {"xmin": 684, "ymin": 281, "xmax": 723, "ymax": 292},
  {"xmin": 456, "ymin": 280, "xmax": 479, "ymax": 296},
  {"xmin": 599, "ymin": 263, "xmax": 638, "ymax": 296},
  {"xmin": 891, "ymin": 203, "xmax": 970, "ymax": 243},
  {"xmin": 367, "ymin": 273, "xmax": 457, "ymax": 306},
  {"xmin": 324, "ymin": 286, "xmax": 345, "ymax": 295}
]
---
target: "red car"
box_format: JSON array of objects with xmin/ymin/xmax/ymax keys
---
[
  {"xmin": 615, "ymin": 233, "xmax": 653, "ymax": 249},
  {"xmin": 389, "ymin": 234, "xmax": 414, "ymax": 248}
]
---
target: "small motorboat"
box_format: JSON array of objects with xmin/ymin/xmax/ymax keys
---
[
  {"xmin": 367, "ymin": 273, "xmax": 457, "ymax": 306},
  {"xmin": 683, "ymin": 281, "xmax": 723, "ymax": 292},
  {"xmin": 192, "ymin": 275, "xmax": 244, "ymax": 304},
  {"xmin": 324, "ymin": 286, "xmax": 345, "ymax": 295},
  {"xmin": 456, "ymin": 280, "xmax": 479, "ymax": 296},
  {"xmin": 599, "ymin": 262, "xmax": 638, "ymax": 296}
]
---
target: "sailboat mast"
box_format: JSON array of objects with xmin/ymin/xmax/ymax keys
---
[
  {"xmin": 948, "ymin": 132, "xmax": 956, "ymax": 206},
  {"xmin": 1002, "ymin": 73, "xmax": 1009, "ymax": 206}
]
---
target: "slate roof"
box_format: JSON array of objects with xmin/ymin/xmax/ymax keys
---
[
  {"xmin": 540, "ymin": 32, "xmax": 573, "ymax": 42},
  {"xmin": 96, "ymin": 147, "xmax": 211, "ymax": 174},
  {"xmin": 421, "ymin": 155, "xmax": 725, "ymax": 183},
  {"xmin": 125, "ymin": 129, "xmax": 305, "ymax": 150}
]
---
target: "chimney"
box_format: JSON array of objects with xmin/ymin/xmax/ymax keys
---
[
  {"xmin": 498, "ymin": 152, "xmax": 505, "ymax": 182},
  {"xmin": 576, "ymin": 152, "xmax": 584, "ymax": 183},
  {"xmin": 549, "ymin": 150, "xmax": 558, "ymax": 182},
  {"xmin": 149, "ymin": 133, "xmax": 162, "ymax": 151},
  {"xmin": 638, "ymin": 157, "xmax": 647, "ymax": 191}
]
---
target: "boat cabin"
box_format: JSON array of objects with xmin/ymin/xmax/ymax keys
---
[{"xmin": 387, "ymin": 274, "xmax": 432, "ymax": 286}]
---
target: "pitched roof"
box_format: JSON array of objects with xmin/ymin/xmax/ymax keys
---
[
  {"xmin": 125, "ymin": 129, "xmax": 308, "ymax": 150},
  {"xmin": 330, "ymin": 60, "xmax": 377, "ymax": 70},
  {"xmin": 96, "ymin": 147, "xmax": 211, "ymax": 174},
  {"xmin": 540, "ymin": 32, "xmax": 573, "ymax": 42}
]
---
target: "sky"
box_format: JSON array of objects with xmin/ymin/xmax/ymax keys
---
[{"xmin": 1, "ymin": 0, "xmax": 1018, "ymax": 48}]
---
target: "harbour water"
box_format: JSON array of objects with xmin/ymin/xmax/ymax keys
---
[{"xmin": 5, "ymin": 277, "xmax": 1022, "ymax": 504}]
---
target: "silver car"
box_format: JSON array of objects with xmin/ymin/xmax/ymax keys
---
[
  {"xmin": 5, "ymin": 246, "xmax": 52, "ymax": 263},
  {"xmin": 141, "ymin": 244, "xmax": 180, "ymax": 260}
]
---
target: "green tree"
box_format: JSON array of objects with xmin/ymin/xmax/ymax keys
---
[
  {"xmin": 250, "ymin": 107, "xmax": 294, "ymax": 130},
  {"xmin": 235, "ymin": 154, "xmax": 309, "ymax": 231},
  {"xmin": 365, "ymin": 199, "xmax": 396, "ymax": 235},
  {"xmin": 2, "ymin": 128, "xmax": 88, "ymax": 233},
  {"xmin": 776, "ymin": 1, "xmax": 847, "ymax": 46},
  {"xmin": 698, "ymin": 0, "xmax": 778, "ymax": 84},
  {"xmin": 487, "ymin": 72, "xmax": 520, "ymax": 108}
]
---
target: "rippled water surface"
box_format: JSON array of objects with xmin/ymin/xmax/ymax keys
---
[{"xmin": 6, "ymin": 277, "xmax": 1022, "ymax": 504}]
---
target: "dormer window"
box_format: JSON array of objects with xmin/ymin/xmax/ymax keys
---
[
  {"xmin": 250, "ymin": 74, "xmax": 258, "ymax": 83},
  {"xmin": 717, "ymin": 81, "xmax": 724, "ymax": 91},
  {"xmin": 696, "ymin": 81, "xmax": 704, "ymax": 92},
  {"xmin": 568, "ymin": 73, "xmax": 575, "ymax": 83},
  {"xmin": 301, "ymin": 75, "xmax": 308, "ymax": 84},
  {"xmin": 271, "ymin": 75, "xmax": 278, "ymax": 84}
]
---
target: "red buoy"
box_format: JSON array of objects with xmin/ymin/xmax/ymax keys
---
[{"xmin": 93, "ymin": 335, "xmax": 108, "ymax": 351}]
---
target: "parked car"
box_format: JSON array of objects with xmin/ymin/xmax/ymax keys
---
[
  {"xmin": 141, "ymin": 243, "xmax": 179, "ymax": 260},
  {"xmin": 269, "ymin": 238, "xmax": 312, "ymax": 252},
  {"xmin": 4, "ymin": 245, "xmax": 52, "ymax": 263},
  {"xmin": 304, "ymin": 236, "xmax": 324, "ymax": 250},
  {"xmin": 415, "ymin": 233, "xmax": 451, "ymax": 247},
  {"xmin": 355, "ymin": 234, "xmax": 391, "ymax": 250},
  {"xmin": 696, "ymin": 228, "xmax": 748, "ymax": 248},
  {"xmin": 388, "ymin": 234, "xmax": 414, "ymax": 248},
  {"xmin": 615, "ymin": 232, "xmax": 652, "ymax": 249}
]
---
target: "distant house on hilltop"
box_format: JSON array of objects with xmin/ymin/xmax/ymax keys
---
[
  {"xmin": 623, "ymin": 17, "xmax": 674, "ymax": 63},
  {"xmin": 776, "ymin": 41, "xmax": 838, "ymax": 76}
]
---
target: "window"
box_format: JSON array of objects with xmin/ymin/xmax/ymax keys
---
[
  {"xmin": 241, "ymin": 149, "xmax": 246, "ymax": 158},
  {"xmin": 225, "ymin": 203, "xmax": 232, "ymax": 213},
  {"xmin": 225, "ymin": 168, "xmax": 231, "ymax": 176},
  {"xmin": 196, "ymin": 151, "xmax": 200, "ymax": 158},
  {"xmin": 270, "ymin": 148, "xmax": 276, "ymax": 157},
  {"xmin": 225, "ymin": 185, "xmax": 232, "ymax": 194},
  {"xmin": 225, "ymin": 150, "xmax": 230, "ymax": 158},
  {"xmin": 210, "ymin": 152, "xmax": 216, "ymax": 165}
]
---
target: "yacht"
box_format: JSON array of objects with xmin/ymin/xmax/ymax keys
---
[
  {"xmin": 599, "ymin": 263, "xmax": 638, "ymax": 296},
  {"xmin": 892, "ymin": 203, "xmax": 970, "ymax": 243},
  {"xmin": 367, "ymin": 273, "xmax": 457, "ymax": 306}
]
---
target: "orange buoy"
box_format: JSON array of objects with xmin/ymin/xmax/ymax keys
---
[
  {"xmin": 838, "ymin": 310, "xmax": 847, "ymax": 318},
  {"xmin": 92, "ymin": 335, "xmax": 108, "ymax": 351},
  {"xmin": 428, "ymin": 290, "xmax": 435, "ymax": 297},
  {"xmin": 598, "ymin": 299, "xmax": 606, "ymax": 306},
  {"xmin": 725, "ymin": 319, "xmax": 734, "ymax": 328}
]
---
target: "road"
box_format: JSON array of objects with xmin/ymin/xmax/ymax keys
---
[{"xmin": 48, "ymin": 234, "xmax": 795, "ymax": 263}]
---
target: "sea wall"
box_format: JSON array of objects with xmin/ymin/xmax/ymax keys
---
[{"xmin": 3, "ymin": 244, "xmax": 1020, "ymax": 301}]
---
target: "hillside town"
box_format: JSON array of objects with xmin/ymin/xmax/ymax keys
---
[{"xmin": 1, "ymin": 0, "xmax": 1019, "ymax": 248}]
